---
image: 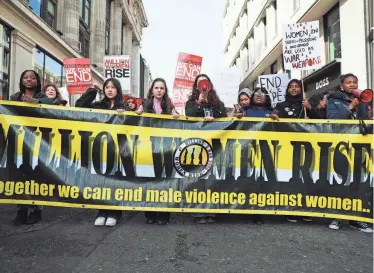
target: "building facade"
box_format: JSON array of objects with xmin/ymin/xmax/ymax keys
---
[
  {"xmin": 0, "ymin": 0, "xmax": 151, "ymax": 103},
  {"xmin": 223, "ymin": 0, "xmax": 372, "ymax": 104}
]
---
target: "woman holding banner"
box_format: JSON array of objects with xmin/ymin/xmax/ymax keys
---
[
  {"xmin": 233, "ymin": 88, "xmax": 252, "ymax": 118},
  {"xmin": 269, "ymin": 79, "xmax": 313, "ymax": 223},
  {"xmin": 43, "ymin": 84, "xmax": 68, "ymax": 106},
  {"xmin": 185, "ymin": 74, "xmax": 227, "ymax": 224},
  {"xmin": 10, "ymin": 70, "xmax": 54, "ymax": 225},
  {"xmin": 75, "ymin": 78, "xmax": 125, "ymax": 227},
  {"xmin": 243, "ymin": 87, "xmax": 273, "ymax": 118},
  {"xmin": 326, "ymin": 73, "xmax": 372, "ymax": 233},
  {"xmin": 136, "ymin": 77, "xmax": 179, "ymax": 225}
]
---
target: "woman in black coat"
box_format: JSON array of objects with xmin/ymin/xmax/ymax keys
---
[
  {"xmin": 185, "ymin": 74, "xmax": 227, "ymax": 224},
  {"xmin": 10, "ymin": 70, "xmax": 53, "ymax": 226},
  {"xmin": 42, "ymin": 84, "xmax": 68, "ymax": 106},
  {"xmin": 75, "ymin": 78, "xmax": 125, "ymax": 227},
  {"xmin": 185, "ymin": 74, "xmax": 227, "ymax": 120},
  {"xmin": 270, "ymin": 79, "xmax": 313, "ymax": 223}
]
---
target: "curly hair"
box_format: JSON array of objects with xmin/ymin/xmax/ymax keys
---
[
  {"xmin": 188, "ymin": 74, "xmax": 221, "ymax": 108},
  {"xmin": 145, "ymin": 78, "xmax": 174, "ymax": 114},
  {"xmin": 251, "ymin": 87, "xmax": 273, "ymax": 109},
  {"xmin": 42, "ymin": 84, "xmax": 62, "ymax": 100}
]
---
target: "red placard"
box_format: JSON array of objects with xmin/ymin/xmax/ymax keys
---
[
  {"xmin": 172, "ymin": 53, "xmax": 203, "ymax": 110},
  {"xmin": 63, "ymin": 58, "xmax": 93, "ymax": 94}
]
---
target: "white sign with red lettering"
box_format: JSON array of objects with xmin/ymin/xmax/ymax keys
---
[{"xmin": 282, "ymin": 21, "xmax": 322, "ymax": 70}]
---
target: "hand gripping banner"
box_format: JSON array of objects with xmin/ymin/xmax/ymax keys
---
[{"xmin": 0, "ymin": 101, "xmax": 373, "ymax": 223}]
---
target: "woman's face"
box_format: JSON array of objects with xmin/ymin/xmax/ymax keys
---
[
  {"xmin": 288, "ymin": 81, "xmax": 301, "ymax": 96},
  {"xmin": 45, "ymin": 86, "xmax": 57, "ymax": 99},
  {"xmin": 104, "ymin": 81, "xmax": 118, "ymax": 99},
  {"xmin": 253, "ymin": 90, "xmax": 267, "ymax": 105},
  {"xmin": 341, "ymin": 76, "xmax": 358, "ymax": 94},
  {"xmin": 196, "ymin": 76, "xmax": 209, "ymax": 93},
  {"xmin": 239, "ymin": 94, "xmax": 250, "ymax": 107},
  {"xmin": 23, "ymin": 71, "xmax": 37, "ymax": 90},
  {"xmin": 152, "ymin": 81, "xmax": 166, "ymax": 99}
]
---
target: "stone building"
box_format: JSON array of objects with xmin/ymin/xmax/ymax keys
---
[{"xmin": 0, "ymin": 0, "xmax": 151, "ymax": 103}]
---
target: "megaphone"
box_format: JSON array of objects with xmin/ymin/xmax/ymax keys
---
[
  {"xmin": 352, "ymin": 89, "xmax": 373, "ymax": 103},
  {"xmin": 197, "ymin": 79, "xmax": 212, "ymax": 93}
]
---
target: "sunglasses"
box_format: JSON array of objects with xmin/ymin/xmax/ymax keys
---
[{"xmin": 254, "ymin": 91, "xmax": 268, "ymax": 97}]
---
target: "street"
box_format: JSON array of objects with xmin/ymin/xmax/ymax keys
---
[{"xmin": 0, "ymin": 205, "xmax": 372, "ymax": 273}]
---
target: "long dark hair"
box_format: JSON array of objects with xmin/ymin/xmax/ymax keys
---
[
  {"xmin": 251, "ymin": 87, "xmax": 272, "ymax": 110},
  {"xmin": 189, "ymin": 74, "xmax": 221, "ymax": 108},
  {"xmin": 19, "ymin": 70, "xmax": 42, "ymax": 94},
  {"xmin": 102, "ymin": 78, "xmax": 124, "ymax": 108},
  {"xmin": 42, "ymin": 84, "xmax": 62, "ymax": 100},
  {"xmin": 145, "ymin": 78, "xmax": 174, "ymax": 114}
]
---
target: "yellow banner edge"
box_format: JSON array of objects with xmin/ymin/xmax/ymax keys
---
[
  {"xmin": 1, "ymin": 199, "xmax": 372, "ymax": 223},
  {"xmin": 1, "ymin": 100, "xmax": 373, "ymax": 124}
]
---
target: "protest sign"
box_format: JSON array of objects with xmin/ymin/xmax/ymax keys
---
[
  {"xmin": 63, "ymin": 58, "xmax": 92, "ymax": 94},
  {"xmin": 103, "ymin": 55, "xmax": 131, "ymax": 92},
  {"xmin": 0, "ymin": 101, "xmax": 373, "ymax": 223},
  {"xmin": 214, "ymin": 68, "xmax": 241, "ymax": 107},
  {"xmin": 258, "ymin": 73, "xmax": 290, "ymax": 106},
  {"xmin": 172, "ymin": 53, "xmax": 203, "ymax": 114},
  {"xmin": 283, "ymin": 21, "xmax": 322, "ymax": 70}
]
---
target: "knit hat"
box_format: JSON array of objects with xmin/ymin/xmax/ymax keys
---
[{"xmin": 238, "ymin": 88, "xmax": 253, "ymax": 101}]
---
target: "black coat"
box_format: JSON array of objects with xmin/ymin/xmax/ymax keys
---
[
  {"xmin": 185, "ymin": 100, "xmax": 227, "ymax": 118},
  {"xmin": 75, "ymin": 88, "xmax": 125, "ymax": 110},
  {"xmin": 273, "ymin": 94, "xmax": 320, "ymax": 119},
  {"xmin": 10, "ymin": 91, "xmax": 54, "ymax": 105}
]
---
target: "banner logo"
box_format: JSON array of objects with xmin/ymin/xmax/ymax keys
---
[{"xmin": 174, "ymin": 138, "xmax": 213, "ymax": 178}]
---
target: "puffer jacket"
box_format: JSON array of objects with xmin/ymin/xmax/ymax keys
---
[{"xmin": 327, "ymin": 91, "xmax": 369, "ymax": 120}]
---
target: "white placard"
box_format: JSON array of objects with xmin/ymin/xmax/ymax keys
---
[
  {"xmin": 282, "ymin": 21, "xmax": 322, "ymax": 70},
  {"xmin": 103, "ymin": 55, "xmax": 131, "ymax": 92},
  {"xmin": 258, "ymin": 73, "xmax": 290, "ymax": 107},
  {"xmin": 213, "ymin": 68, "xmax": 241, "ymax": 107}
]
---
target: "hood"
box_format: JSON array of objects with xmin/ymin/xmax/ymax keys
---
[
  {"xmin": 237, "ymin": 88, "xmax": 252, "ymax": 102},
  {"xmin": 328, "ymin": 91, "xmax": 350, "ymax": 102}
]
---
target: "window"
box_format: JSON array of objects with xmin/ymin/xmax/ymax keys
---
[
  {"xmin": 44, "ymin": 0, "xmax": 57, "ymax": 29},
  {"xmin": 249, "ymin": 32, "xmax": 255, "ymax": 65},
  {"xmin": 0, "ymin": 22, "xmax": 11, "ymax": 100},
  {"xmin": 29, "ymin": 0, "xmax": 42, "ymax": 16},
  {"xmin": 244, "ymin": 45, "xmax": 249, "ymax": 71},
  {"xmin": 270, "ymin": 61, "xmax": 277, "ymax": 74},
  {"xmin": 273, "ymin": 0, "xmax": 277, "ymax": 35},
  {"xmin": 80, "ymin": 0, "xmax": 91, "ymax": 26},
  {"xmin": 33, "ymin": 47, "xmax": 64, "ymax": 88},
  {"xmin": 79, "ymin": 30, "xmax": 90, "ymax": 58},
  {"xmin": 29, "ymin": 0, "xmax": 57, "ymax": 29},
  {"xmin": 263, "ymin": 16, "xmax": 267, "ymax": 47},
  {"xmin": 324, "ymin": 4, "xmax": 341, "ymax": 62},
  {"xmin": 79, "ymin": 0, "xmax": 91, "ymax": 57},
  {"xmin": 105, "ymin": 0, "xmax": 111, "ymax": 55},
  {"xmin": 293, "ymin": 0, "xmax": 300, "ymax": 11}
]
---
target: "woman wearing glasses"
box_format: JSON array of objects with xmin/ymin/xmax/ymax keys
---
[{"xmin": 243, "ymin": 87, "xmax": 273, "ymax": 118}]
